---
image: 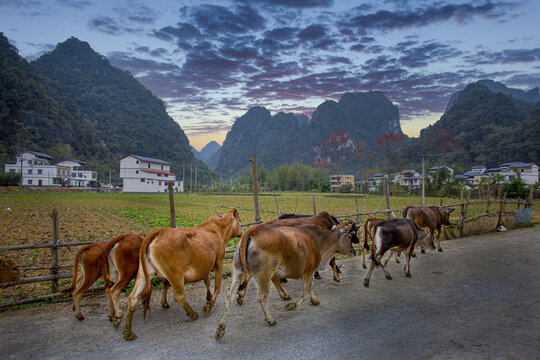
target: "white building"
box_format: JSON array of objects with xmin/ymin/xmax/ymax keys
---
[
  {"xmin": 429, "ymin": 165, "xmax": 454, "ymax": 178},
  {"xmin": 119, "ymin": 155, "xmax": 183, "ymax": 193},
  {"xmin": 499, "ymin": 162, "xmax": 539, "ymax": 185},
  {"xmin": 4, "ymin": 151, "xmax": 69, "ymax": 187},
  {"xmin": 57, "ymin": 160, "xmax": 98, "ymax": 187}
]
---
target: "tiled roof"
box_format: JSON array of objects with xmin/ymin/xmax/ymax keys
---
[
  {"xmin": 121, "ymin": 155, "xmax": 170, "ymax": 165},
  {"xmin": 28, "ymin": 151, "xmax": 53, "ymax": 159}
]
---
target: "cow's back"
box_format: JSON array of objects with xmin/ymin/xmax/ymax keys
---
[{"xmin": 405, "ymin": 207, "xmax": 438, "ymax": 231}]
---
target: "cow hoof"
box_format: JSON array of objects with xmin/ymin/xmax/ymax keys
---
[
  {"xmin": 311, "ymin": 299, "xmax": 320, "ymax": 306},
  {"xmin": 268, "ymin": 320, "xmax": 277, "ymax": 326},
  {"xmin": 406, "ymin": 272, "xmax": 411, "ymax": 278},
  {"xmin": 438, "ymin": 248, "xmax": 443, "ymax": 252},
  {"xmin": 396, "ymin": 259, "xmax": 401, "ymax": 264},
  {"xmin": 285, "ymin": 303, "xmax": 297, "ymax": 311},
  {"xmin": 412, "ymin": 252, "xmax": 417, "ymax": 258},
  {"xmin": 203, "ymin": 302, "xmax": 213, "ymax": 315},
  {"xmin": 362, "ymin": 264, "xmax": 367, "ymax": 269},
  {"xmin": 385, "ymin": 275, "xmax": 392, "ymax": 280},
  {"xmin": 123, "ymin": 332, "xmax": 137, "ymax": 341},
  {"xmin": 314, "ymin": 272, "xmax": 322, "ymax": 280},
  {"xmin": 363, "ymin": 280, "xmax": 370, "ymax": 287},
  {"xmin": 215, "ymin": 323, "xmax": 226, "ymax": 341},
  {"xmin": 336, "ymin": 266, "xmax": 342, "ymax": 274},
  {"xmin": 76, "ymin": 314, "xmax": 84, "ymax": 321},
  {"xmin": 281, "ymin": 294, "xmax": 291, "ymax": 301},
  {"xmin": 162, "ymin": 302, "xmax": 170, "ymax": 309},
  {"xmin": 333, "ymin": 277, "xmax": 341, "ymax": 283},
  {"xmin": 421, "ymin": 249, "xmax": 426, "ymax": 254},
  {"xmin": 108, "ymin": 315, "xmax": 114, "ymax": 322},
  {"xmin": 236, "ymin": 296, "xmax": 244, "ymax": 305},
  {"xmin": 188, "ymin": 311, "xmax": 199, "ymax": 320}
]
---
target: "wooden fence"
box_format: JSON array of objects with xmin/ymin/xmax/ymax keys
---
[{"xmin": 0, "ymin": 156, "xmax": 534, "ymax": 308}]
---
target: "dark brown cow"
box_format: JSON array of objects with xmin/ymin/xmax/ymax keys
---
[
  {"xmin": 215, "ymin": 223, "xmax": 357, "ymax": 341},
  {"xmin": 122, "ymin": 209, "xmax": 243, "ymax": 341},
  {"xmin": 102, "ymin": 233, "xmax": 171, "ymax": 328},
  {"xmin": 64, "ymin": 242, "xmax": 108, "ymax": 320},
  {"xmin": 0, "ymin": 258, "xmax": 24, "ymax": 283},
  {"xmin": 402, "ymin": 206, "xmax": 454, "ymax": 252},
  {"xmin": 363, "ymin": 219, "xmax": 431, "ymax": 287}
]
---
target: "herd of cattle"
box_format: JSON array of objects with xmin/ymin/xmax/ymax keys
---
[{"xmin": 0, "ymin": 205, "xmax": 454, "ymax": 342}]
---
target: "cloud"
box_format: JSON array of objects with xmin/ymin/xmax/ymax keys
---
[
  {"xmin": 181, "ymin": 120, "xmax": 232, "ymax": 136},
  {"xmin": 396, "ymin": 40, "xmax": 463, "ymax": 68},
  {"xmin": 56, "ymin": 0, "xmax": 91, "ymax": 9},
  {"xmin": 87, "ymin": 17, "xmax": 121, "ymax": 35},
  {"xmin": 190, "ymin": 4, "xmax": 266, "ymax": 35},
  {"xmin": 344, "ymin": 2, "xmax": 514, "ymax": 33},
  {"xmin": 238, "ymin": 0, "xmax": 333, "ymax": 8},
  {"xmin": 151, "ymin": 22, "xmax": 201, "ymax": 42},
  {"xmin": 108, "ymin": 51, "xmax": 181, "ymax": 74},
  {"xmin": 464, "ymin": 48, "xmax": 540, "ymax": 65},
  {"xmin": 297, "ymin": 24, "xmax": 327, "ymax": 40}
]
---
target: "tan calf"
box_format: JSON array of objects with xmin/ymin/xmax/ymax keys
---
[
  {"xmin": 122, "ymin": 209, "xmax": 243, "ymax": 341},
  {"xmin": 0, "ymin": 258, "xmax": 24, "ymax": 283}
]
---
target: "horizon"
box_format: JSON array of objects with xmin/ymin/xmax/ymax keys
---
[{"xmin": 1, "ymin": 0, "xmax": 539, "ymax": 151}]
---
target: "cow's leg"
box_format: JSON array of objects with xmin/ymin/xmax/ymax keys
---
[
  {"xmin": 330, "ymin": 257, "xmax": 340, "ymax": 282},
  {"xmin": 285, "ymin": 274, "xmax": 313, "ymax": 311},
  {"xmin": 363, "ymin": 257, "xmax": 377, "ymax": 287},
  {"xmin": 362, "ymin": 246, "xmax": 367, "ymax": 269},
  {"xmin": 309, "ymin": 281, "xmax": 320, "ymax": 306},
  {"xmin": 72, "ymin": 272, "xmax": 97, "ymax": 321},
  {"xmin": 161, "ymin": 279, "xmax": 170, "ymax": 308},
  {"xmin": 236, "ymin": 272, "xmax": 252, "ymax": 305},
  {"xmin": 105, "ymin": 284, "xmax": 115, "ymax": 321},
  {"xmin": 404, "ymin": 246, "xmax": 414, "ymax": 278},
  {"xmin": 383, "ymin": 250, "xmax": 394, "ymax": 266},
  {"xmin": 122, "ymin": 274, "xmax": 147, "ymax": 341},
  {"xmin": 110, "ymin": 275, "xmax": 132, "ymax": 328},
  {"xmin": 435, "ymin": 229, "xmax": 443, "ymax": 252},
  {"xmin": 395, "ymin": 251, "xmax": 401, "ymax": 263},
  {"xmin": 255, "ymin": 275, "xmax": 276, "ymax": 326},
  {"xmin": 203, "ymin": 261, "xmax": 223, "ymax": 315},
  {"xmin": 378, "ymin": 255, "xmax": 392, "ymax": 280},
  {"xmin": 171, "ymin": 277, "xmax": 199, "ymax": 320},
  {"xmin": 216, "ymin": 268, "xmax": 243, "ymax": 341},
  {"xmin": 203, "ymin": 275, "xmax": 212, "ymax": 302},
  {"xmin": 271, "ymin": 277, "xmax": 291, "ymax": 300}
]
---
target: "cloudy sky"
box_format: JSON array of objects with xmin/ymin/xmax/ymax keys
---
[{"xmin": 1, "ymin": 0, "xmax": 539, "ymax": 150}]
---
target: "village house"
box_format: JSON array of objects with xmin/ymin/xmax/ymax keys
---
[
  {"xmin": 429, "ymin": 165, "xmax": 454, "ymax": 179},
  {"xmin": 394, "ymin": 169, "xmax": 422, "ymax": 189},
  {"xmin": 119, "ymin": 155, "xmax": 183, "ymax": 193},
  {"xmin": 57, "ymin": 160, "xmax": 98, "ymax": 187},
  {"xmin": 4, "ymin": 151, "xmax": 71, "ymax": 187},
  {"xmin": 455, "ymin": 162, "xmax": 538, "ymax": 186},
  {"xmin": 330, "ymin": 174, "xmax": 354, "ymax": 192},
  {"xmin": 499, "ymin": 162, "xmax": 539, "ymax": 185}
]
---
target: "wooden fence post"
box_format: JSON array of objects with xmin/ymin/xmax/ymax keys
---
[
  {"xmin": 355, "ymin": 197, "xmax": 360, "ymax": 222},
  {"xmin": 50, "ymin": 209, "xmax": 59, "ymax": 293},
  {"xmin": 312, "ymin": 194, "xmax": 317, "ymax": 215},
  {"xmin": 251, "ymin": 155, "xmax": 261, "ymax": 222},
  {"xmin": 385, "ymin": 178, "xmax": 391, "ymax": 219},
  {"xmin": 168, "ymin": 182, "xmax": 176, "ymax": 228},
  {"xmin": 459, "ymin": 191, "xmax": 470, "ymax": 238},
  {"xmin": 497, "ymin": 192, "xmax": 507, "ymax": 229},
  {"xmin": 527, "ymin": 188, "xmax": 534, "ymax": 208},
  {"xmin": 274, "ymin": 195, "xmax": 281, "ymax": 216}
]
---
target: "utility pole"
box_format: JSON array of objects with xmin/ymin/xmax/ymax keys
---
[
  {"xmin": 422, "ymin": 155, "xmax": 425, "ymax": 206},
  {"xmin": 190, "ymin": 164, "xmax": 193, "ymax": 193},
  {"xmin": 195, "ymin": 165, "xmax": 198, "ymax": 194},
  {"xmin": 109, "ymin": 170, "xmax": 112, "ymax": 199},
  {"xmin": 19, "ymin": 152, "xmax": 23, "ymax": 195}
]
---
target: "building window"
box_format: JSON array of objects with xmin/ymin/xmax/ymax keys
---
[
  {"xmin": 136, "ymin": 160, "xmax": 139, "ymax": 164},
  {"xmin": 28, "ymin": 180, "xmax": 32, "ymax": 185},
  {"xmin": 140, "ymin": 178, "xmax": 145, "ymax": 182},
  {"xmin": 28, "ymin": 169, "xmax": 32, "ymax": 174},
  {"xmin": 148, "ymin": 164, "xmax": 151, "ymax": 169},
  {"xmin": 159, "ymin": 181, "xmax": 161, "ymax": 186},
  {"xmin": 38, "ymin": 169, "xmax": 43, "ymax": 175},
  {"xmin": 10, "ymin": 169, "xmax": 15, "ymax": 173},
  {"xmin": 157, "ymin": 174, "xmax": 161, "ymax": 177},
  {"xmin": 28, "ymin": 160, "xmax": 32, "ymax": 165},
  {"xmin": 165, "ymin": 175, "xmax": 168, "ymax": 178},
  {"xmin": 136, "ymin": 170, "xmax": 139, "ymax": 174},
  {"xmin": 161, "ymin": 165, "xmax": 163, "ymax": 170}
]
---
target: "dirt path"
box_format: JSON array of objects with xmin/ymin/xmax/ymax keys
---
[{"xmin": 1, "ymin": 226, "xmax": 539, "ymax": 359}]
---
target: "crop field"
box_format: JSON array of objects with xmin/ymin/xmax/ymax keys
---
[{"xmin": 0, "ymin": 191, "xmax": 533, "ymax": 302}]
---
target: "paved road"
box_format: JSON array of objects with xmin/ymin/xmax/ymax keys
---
[{"xmin": 1, "ymin": 226, "xmax": 539, "ymax": 359}]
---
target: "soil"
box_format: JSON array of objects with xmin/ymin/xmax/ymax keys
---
[{"xmin": 1, "ymin": 226, "xmax": 539, "ymax": 359}]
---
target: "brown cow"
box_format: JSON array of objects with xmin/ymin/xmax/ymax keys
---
[
  {"xmin": 402, "ymin": 206, "xmax": 454, "ymax": 252},
  {"xmin": 363, "ymin": 219, "xmax": 431, "ymax": 287},
  {"xmin": 64, "ymin": 242, "xmax": 108, "ymax": 320},
  {"xmin": 215, "ymin": 223, "xmax": 357, "ymax": 341},
  {"xmin": 122, "ymin": 209, "xmax": 243, "ymax": 341},
  {"xmin": 102, "ymin": 233, "xmax": 171, "ymax": 328},
  {"xmin": 0, "ymin": 258, "xmax": 24, "ymax": 283}
]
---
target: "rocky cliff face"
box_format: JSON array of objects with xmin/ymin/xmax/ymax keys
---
[{"xmin": 216, "ymin": 91, "xmax": 404, "ymax": 175}]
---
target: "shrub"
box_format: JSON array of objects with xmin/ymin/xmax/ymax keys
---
[{"xmin": 0, "ymin": 172, "xmax": 20, "ymax": 186}]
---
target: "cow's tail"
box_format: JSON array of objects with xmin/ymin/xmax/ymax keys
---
[
  {"xmin": 402, "ymin": 206, "xmax": 413, "ymax": 218},
  {"xmin": 102, "ymin": 236, "xmax": 122, "ymax": 290},
  {"xmin": 239, "ymin": 231, "xmax": 252, "ymax": 286},
  {"xmin": 369, "ymin": 226, "xmax": 380, "ymax": 266},
  {"xmin": 63, "ymin": 245, "xmax": 90, "ymax": 293},
  {"xmin": 139, "ymin": 229, "xmax": 161, "ymax": 319}
]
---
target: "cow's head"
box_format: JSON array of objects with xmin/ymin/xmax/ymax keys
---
[
  {"xmin": 336, "ymin": 224, "xmax": 358, "ymax": 256},
  {"xmin": 441, "ymin": 208, "xmax": 455, "ymax": 226},
  {"xmin": 217, "ymin": 209, "xmax": 243, "ymax": 238},
  {"xmin": 0, "ymin": 259, "xmax": 24, "ymax": 283},
  {"xmin": 417, "ymin": 227, "xmax": 435, "ymax": 250}
]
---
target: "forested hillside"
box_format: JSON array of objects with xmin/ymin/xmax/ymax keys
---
[{"xmin": 0, "ymin": 34, "xmax": 212, "ymax": 183}]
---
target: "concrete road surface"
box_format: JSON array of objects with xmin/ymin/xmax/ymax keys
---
[{"xmin": 1, "ymin": 226, "xmax": 539, "ymax": 359}]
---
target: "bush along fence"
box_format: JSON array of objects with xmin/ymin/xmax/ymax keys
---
[{"xmin": 0, "ymin": 156, "xmax": 534, "ymax": 308}]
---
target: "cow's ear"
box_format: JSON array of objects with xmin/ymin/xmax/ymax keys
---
[
  {"xmin": 233, "ymin": 209, "xmax": 239, "ymax": 217},
  {"xmin": 216, "ymin": 211, "xmax": 224, "ymax": 218},
  {"xmin": 447, "ymin": 208, "xmax": 455, "ymax": 214}
]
